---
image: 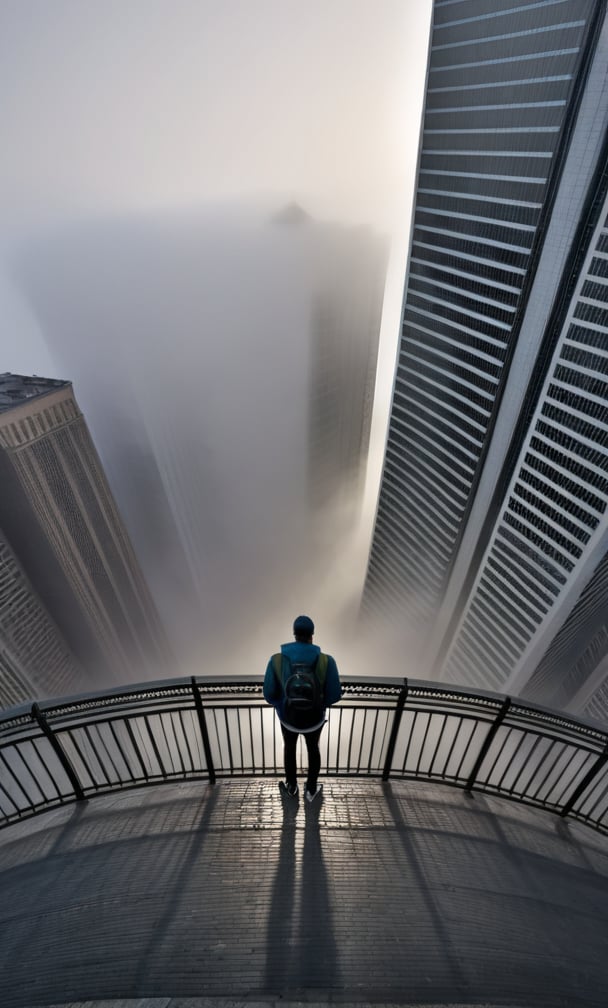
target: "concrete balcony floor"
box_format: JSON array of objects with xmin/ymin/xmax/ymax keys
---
[{"xmin": 0, "ymin": 778, "xmax": 607, "ymax": 1008}]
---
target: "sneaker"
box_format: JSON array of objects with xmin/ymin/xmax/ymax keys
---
[
  {"xmin": 279, "ymin": 781, "xmax": 299, "ymax": 798},
  {"xmin": 305, "ymin": 783, "xmax": 323, "ymax": 804}
]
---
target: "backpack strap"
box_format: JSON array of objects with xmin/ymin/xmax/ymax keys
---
[
  {"xmin": 317, "ymin": 653, "xmax": 328, "ymax": 688},
  {"xmin": 272, "ymin": 652, "xmax": 284, "ymax": 685}
]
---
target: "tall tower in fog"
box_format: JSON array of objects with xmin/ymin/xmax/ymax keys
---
[
  {"xmin": 307, "ymin": 224, "xmax": 387, "ymax": 526},
  {"xmin": 272, "ymin": 205, "xmax": 388, "ymax": 530},
  {"xmin": 0, "ymin": 373, "xmax": 172, "ymax": 697},
  {"xmin": 362, "ymin": 0, "xmax": 608, "ymax": 720}
]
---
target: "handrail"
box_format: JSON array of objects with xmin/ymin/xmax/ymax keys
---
[{"xmin": 0, "ymin": 675, "xmax": 607, "ymax": 834}]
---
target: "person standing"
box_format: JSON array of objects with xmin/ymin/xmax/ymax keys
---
[{"xmin": 263, "ymin": 615, "xmax": 341, "ymax": 802}]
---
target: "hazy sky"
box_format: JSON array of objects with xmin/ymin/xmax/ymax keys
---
[
  {"xmin": 0, "ymin": 2, "xmax": 431, "ymax": 226},
  {"xmin": 0, "ymin": 0, "xmax": 433, "ymax": 374}
]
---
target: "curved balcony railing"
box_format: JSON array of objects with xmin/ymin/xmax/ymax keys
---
[{"xmin": 1, "ymin": 676, "xmax": 607, "ymax": 834}]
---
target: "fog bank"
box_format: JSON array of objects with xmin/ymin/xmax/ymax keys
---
[{"xmin": 12, "ymin": 202, "xmax": 388, "ymax": 680}]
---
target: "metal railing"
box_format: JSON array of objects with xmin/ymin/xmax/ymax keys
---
[{"xmin": 1, "ymin": 675, "xmax": 607, "ymax": 834}]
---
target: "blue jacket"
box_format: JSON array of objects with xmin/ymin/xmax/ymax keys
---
[{"xmin": 263, "ymin": 640, "xmax": 341, "ymax": 731}]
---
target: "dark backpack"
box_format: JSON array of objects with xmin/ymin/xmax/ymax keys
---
[{"xmin": 272, "ymin": 652, "xmax": 328, "ymax": 729}]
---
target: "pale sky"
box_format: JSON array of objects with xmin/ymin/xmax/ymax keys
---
[
  {"xmin": 0, "ymin": 1, "xmax": 431, "ymax": 229},
  {"xmin": 0, "ymin": 0, "xmax": 433, "ymax": 374}
]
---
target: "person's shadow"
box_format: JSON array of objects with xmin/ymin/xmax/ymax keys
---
[
  {"xmin": 264, "ymin": 792, "xmax": 342, "ymax": 997},
  {"xmin": 297, "ymin": 796, "xmax": 341, "ymax": 993},
  {"xmin": 264, "ymin": 792, "xmax": 298, "ymax": 991}
]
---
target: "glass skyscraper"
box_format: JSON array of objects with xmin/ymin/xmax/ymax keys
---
[{"xmin": 363, "ymin": 0, "xmax": 608, "ymax": 717}]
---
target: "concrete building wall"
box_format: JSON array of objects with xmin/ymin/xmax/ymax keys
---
[
  {"xmin": 0, "ymin": 529, "xmax": 83, "ymax": 708},
  {"xmin": 0, "ymin": 377, "xmax": 172, "ymax": 694}
]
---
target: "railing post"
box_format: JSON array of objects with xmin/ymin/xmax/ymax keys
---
[
  {"xmin": 191, "ymin": 677, "xmax": 216, "ymax": 785},
  {"xmin": 31, "ymin": 702, "xmax": 86, "ymax": 802},
  {"xmin": 559, "ymin": 741, "xmax": 608, "ymax": 819},
  {"xmin": 382, "ymin": 679, "xmax": 408, "ymax": 781},
  {"xmin": 465, "ymin": 695, "xmax": 511, "ymax": 793}
]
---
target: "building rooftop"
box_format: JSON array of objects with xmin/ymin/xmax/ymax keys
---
[
  {"xmin": 0, "ymin": 373, "xmax": 69, "ymax": 414},
  {"xmin": 1, "ymin": 777, "xmax": 607, "ymax": 1008}
]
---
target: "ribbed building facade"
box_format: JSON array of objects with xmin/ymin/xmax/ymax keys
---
[
  {"xmin": 362, "ymin": 0, "xmax": 608, "ymax": 718},
  {"xmin": 0, "ymin": 528, "xmax": 84, "ymax": 708},
  {"xmin": 0, "ymin": 374, "xmax": 172, "ymax": 702}
]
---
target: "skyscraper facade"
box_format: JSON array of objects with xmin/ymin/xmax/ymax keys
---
[
  {"xmin": 0, "ymin": 527, "xmax": 84, "ymax": 708},
  {"xmin": 362, "ymin": 0, "xmax": 608, "ymax": 717},
  {"xmin": 0, "ymin": 373, "xmax": 172, "ymax": 700}
]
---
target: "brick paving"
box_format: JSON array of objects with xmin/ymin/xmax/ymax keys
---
[{"xmin": 0, "ymin": 779, "xmax": 607, "ymax": 1008}]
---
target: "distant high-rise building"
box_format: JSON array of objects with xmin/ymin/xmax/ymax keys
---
[
  {"xmin": 0, "ymin": 373, "xmax": 172, "ymax": 699},
  {"xmin": 0, "ymin": 527, "xmax": 84, "ymax": 708},
  {"xmin": 307, "ymin": 225, "xmax": 388, "ymax": 525},
  {"xmin": 362, "ymin": 0, "xmax": 608, "ymax": 718},
  {"xmin": 272, "ymin": 204, "xmax": 388, "ymax": 526}
]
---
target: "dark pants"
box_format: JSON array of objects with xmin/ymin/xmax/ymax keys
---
[{"xmin": 281, "ymin": 724, "xmax": 323, "ymax": 791}]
